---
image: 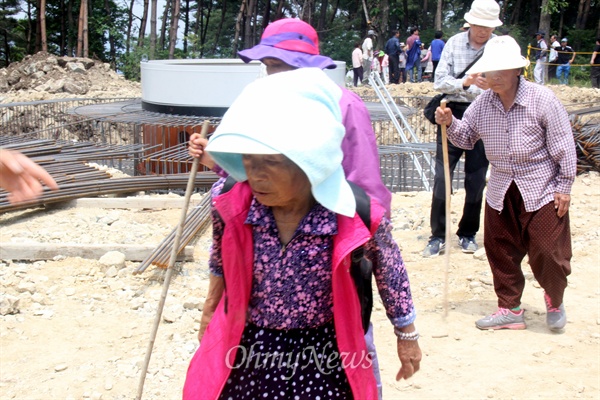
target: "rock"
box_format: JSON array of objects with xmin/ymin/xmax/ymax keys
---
[
  {"xmin": 105, "ymin": 266, "xmax": 118, "ymax": 278},
  {"xmin": 16, "ymin": 280, "xmax": 36, "ymax": 294},
  {"xmin": 54, "ymin": 363, "xmax": 68, "ymax": 372},
  {"xmin": 63, "ymin": 79, "xmax": 88, "ymax": 95},
  {"xmin": 473, "ymin": 248, "xmax": 487, "ymax": 260},
  {"xmin": 66, "ymin": 62, "xmax": 87, "ymax": 74},
  {"xmin": 0, "ymin": 294, "xmax": 20, "ymax": 315},
  {"xmin": 99, "ymin": 251, "xmax": 126, "ymax": 269}
]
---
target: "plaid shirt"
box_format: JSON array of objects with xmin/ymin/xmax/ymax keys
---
[
  {"xmin": 433, "ymin": 31, "xmax": 495, "ymax": 103},
  {"xmin": 446, "ymin": 77, "xmax": 577, "ymax": 213}
]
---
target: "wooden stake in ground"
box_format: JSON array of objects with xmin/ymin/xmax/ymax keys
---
[
  {"xmin": 135, "ymin": 120, "xmax": 211, "ymax": 400},
  {"xmin": 440, "ymin": 99, "xmax": 451, "ymax": 319}
]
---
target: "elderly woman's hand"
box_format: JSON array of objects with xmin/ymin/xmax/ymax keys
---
[
  {"xmin": 554, "ymin": 192, "xmax": 571, "ymax": 218},
  {"xmin": 395, "ymin": 324, "xmax": 422, "ymax": 380},
  {"xmin": 188, "ymin": 132, "xmax": 215, "ymax": 169},
  {"xmin": 435, "ymin": 106, "xmax": 453, "ymax": 126}
]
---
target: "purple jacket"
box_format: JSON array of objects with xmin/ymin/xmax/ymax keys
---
[{"xmin": 340, "ymin": 88, "xmax": 392, "ymax": 216}]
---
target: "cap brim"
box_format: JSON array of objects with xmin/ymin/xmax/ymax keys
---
[
  {"xmin": 467, "ymin": 56, "xmax": 530, "ymax": 74},
  {"xmin": 464, "ymin": 14, "xmax": 503, "ymax": 28},
  {"xmin": 238, "ymin": 45, "xmax": 337, "ymax": 69},
  {"xmin": 311, "ymin": 166, "xmax": 356, "ymax": 218}
]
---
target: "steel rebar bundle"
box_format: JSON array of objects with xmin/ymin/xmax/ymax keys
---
[
  {"xmin": 572, "ymin": 120, "xmax": 600, "ymax": 174},
  {"xmin": 134, "ymin": 193, "xmax": 212, "ymax": 274},
  {"xmin": 0, "ymin": 173, "xmax": 219, "ymax": 214}
]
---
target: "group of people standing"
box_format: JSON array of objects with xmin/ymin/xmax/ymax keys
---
[
  {"xmin": 533, "ymin": 32, "xmax": 577, "ymax": 85},
  {"xmin": 353, "ymin": 27, "xmax": 446, "ymax": 86}
]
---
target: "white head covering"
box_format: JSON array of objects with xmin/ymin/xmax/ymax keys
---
[
  {"xmin": 464, "ymin": 0, "xmax": 502, "ymax": 28},
  {"xmin": 466, "ymin": 35, "xmax": 530, "ymax": 74},
  {"xmin": 206, "ymin": 68, "xmax": 356, "ymax": 217}
]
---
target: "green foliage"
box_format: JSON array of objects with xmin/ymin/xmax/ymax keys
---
[{"xmin": 541, "ymin": 0, "xmax": 569, "ymax": 15}]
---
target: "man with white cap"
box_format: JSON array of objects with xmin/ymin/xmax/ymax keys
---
[
  {"xmin": 556, "ymin": 37, "xmax": 576, "ymax": 84},
  {"xmin": 423, "ymin": 0, "xmax": 501, "ymax": 257},
  {"xmin": 434, "ymin": 36, "xmax": 576, "ymax": 332},
  {"xmin": 362, "ymin": 29, "xmax": 377, "ymax": 84}
]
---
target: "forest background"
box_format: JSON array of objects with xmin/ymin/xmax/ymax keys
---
[{"xmin": 1, "ymin": 0, "xmax": 599, "ymax": 85}]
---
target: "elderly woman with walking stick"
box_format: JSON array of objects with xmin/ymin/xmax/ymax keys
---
[{"xmin": 434, "ymin": 36, "xmax": 576, "ymax": 332}]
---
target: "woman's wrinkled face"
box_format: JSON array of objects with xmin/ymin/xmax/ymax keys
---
[
  {"xmin": 241, "ymin": 154, "xmax": 311, "ymax": 207},
  {"xmin": 261, "ymin": 57, "xmax": 296, "ymax": 75}
]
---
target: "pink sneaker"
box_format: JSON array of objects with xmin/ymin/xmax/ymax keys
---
[{"xmin": 476, "ymin": 308, "xmax": 526, "ymax": 330}]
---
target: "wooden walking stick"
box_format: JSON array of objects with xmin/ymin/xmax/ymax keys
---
[
  {"xmin": 440, "ymin": 99, "xmax": 451, "ymax": 319},
  {"xmin": 135, "ymin": 120, "xmax": 211, "ymax": 400}
]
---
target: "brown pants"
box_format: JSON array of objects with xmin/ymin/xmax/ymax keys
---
[{"xmin": 484, "ymin": 182, "xmax": 572, "ymax": 309}]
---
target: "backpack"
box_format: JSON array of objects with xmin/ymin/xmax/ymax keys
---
[{"xmin": 220, "ymin": 176, "xmax": 374, "ymax": 334}]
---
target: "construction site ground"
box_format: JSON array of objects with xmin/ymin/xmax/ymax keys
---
[{"xmin": 1, "ymin": 54, "xmax": 599, "ymax": 399}]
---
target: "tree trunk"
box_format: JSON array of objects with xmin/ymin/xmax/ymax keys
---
[
  {"xmin": 233, "ymin": 0, "xmax": 246, "ymax": 54},
  {"xmin": 59, "ymin": 0, "xmax": 65, "ymax": 54},
  {"xmin": 361, "ymin": 0, "xmax": 370, "ymax": 27},
  {"xmin": 126, "ymin": 0, "xmax": 134, "ymax": 54},
  {"xmin": 83, "ymin": 0, "xmax": 88, "ymax": 58},
  {"xmin": 402, "ymin": 0, "xmax": 408, "ymax": 31},
  {"xmin": 77, "ymin": 0, "xmax": 84, "ymax": 56},
  {"xmin": 380, "ymin": 0, "xmax": 389, "ymax": 39},
  {"xmin": 182, "ymin": 0, "xmax": 190, "ymax": 53},
  {"xmin": 104, "ymin": 0, "xmax": 116, "ymax": 67},
  {"xmin": 539, "ymin": 0, "xmax": 551, "ymax": 37},
  {"xmin": 434, "ymin": 0, "xmax": 442, "ymax": 31},
  {"xmin": 138, "ymin": 0, "xmax": 149, "ymax": 47},
  {"xmin": 243, "ymin": 0, "xmax": 256, "ymax": 49},
  {"xmin": 509, "ymin": 0, "xmax": 523, "ymax": 25},
  {"xmin": 40, "ymin": 0, "xmax": 47, "ymax": 52},
  {"xmin": 160, "ymin": 0, "xmax": 171, "ymax": 50},
  {"xmin": 168, "ymin": 0, "xmax": 181, "ymax": 58},
  {"xmin": 150, "ymin": 0, "xmax": 157, "ymax": 58},
  {"xmin": 580, "ymin": 0, "xmax": 591, "ymax": 29},
  {"xmin": 212, "ymin": 0, "xmax": 227, "ymax": 54},
  {"xmin": 575, "ymin": 0, "xmax": 585, "ymax": 29},
  {"xmin": 67, "ymin": 0, "xmax": 74, "ymax": 55}
]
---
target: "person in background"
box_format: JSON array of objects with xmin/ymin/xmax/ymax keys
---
[
  {"xmin": 556, "ymin": 38, "xmax": 576, "ymax": 85},
  {"xmin": 385, "ymin": 30, "xmax": 402, "ymax": 84},
  {"xmin": 405, "ymin": 27, "xmax": 422, "ymax": 82},
  {"xmin": 362, "ymin": 30, "xmax": 377, "ymax": 85},
  {"xmin": 187, "ymin": 18, "xmax": 392, "ymax": 399},
  {"xmin": 590, "ymin": 37, "xmax": 600, "ymax": 89},
  {"xmin": 183, "ymin": 67, "xmax": 422, "ymax": 400},
  {"xmin": 434, "ymin": 35, "xmax": 576, "ymax": 332},
  {"xmin": 0, "ymin": 148, "xmax": 58, "ymax": 204},
  {"xmin": 430, "ymin": 31, "xmax": 445, "ymax": 78},
  {"xmin": 420, "ymin": 43, "xmax": 431, "ymax": 81},
  {"xmin": 424, "ymin": 0, "xmax": 501, "ymax": 257},
  {"xmin": 372, "ymin": 50, "xmax": 382, "ymax": 81},
  {"xmin": 548, "ymin": 34, "xmax": 560, "ymax": 80},
  {"xmin": 399, "ymin": 42, "xmax": 408, "ymax": 83},
  {"xmin": 381, "ymin": 51, "xmax": 390, "ymax": 84},
  {"xmin": 352, "ymin": 41, "xmax": 364, "ymax": 87},
  {"xmin": 533, "ymin": 31, "xmax": 548, "ymax": 85}
]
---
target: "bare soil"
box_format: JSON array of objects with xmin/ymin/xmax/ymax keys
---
[{"xmin": 0, "ymin": 53, "xmax": 599, "ymax": 399}]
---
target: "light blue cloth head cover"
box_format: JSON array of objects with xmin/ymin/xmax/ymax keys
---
[{"xmin": 206, "ymin": 67, "xmax": 356, "ymax": 217}]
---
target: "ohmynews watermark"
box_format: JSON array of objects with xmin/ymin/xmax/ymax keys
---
[{"xmin": 225, "ymin": 341, "xmax": 373, "ymax": 380}]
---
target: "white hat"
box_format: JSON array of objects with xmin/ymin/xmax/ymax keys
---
[
  {"xmin": 464, "ymin": 0, "xmax": 502, "ymax": 28},
  {"xmin": 206, "ymin": 68, "xmax": 357, "ymax": 218},
  {"xmin": 466, "ymin": 36, "xmax": 530, "ymax": 74},
  {"xmin": 461, "ymin": 22, "xmax": 471, "ymax": 31}
]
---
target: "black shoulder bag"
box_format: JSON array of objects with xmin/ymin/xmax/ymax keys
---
[{"xmin": 423, "ymin": 52, "xmax": 484, "ymax": 124}]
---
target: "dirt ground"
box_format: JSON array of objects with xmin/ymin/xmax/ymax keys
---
[
  {"xmin": 0, "ymin": 172, "xmax": 598, "ymax": 400},
  {"xmin": 1, "ymin": 54, "xmax": 599, "ymax": 399}
]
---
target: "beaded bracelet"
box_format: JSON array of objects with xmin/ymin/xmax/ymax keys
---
[{"xmin": 394, "ymin": 327, "xmax": 420, "ymax": 341}]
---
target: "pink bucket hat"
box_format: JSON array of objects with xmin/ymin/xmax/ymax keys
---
[{"xmin": 237, "ymin": 18, "xmax": 337, "ymax": 70}]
